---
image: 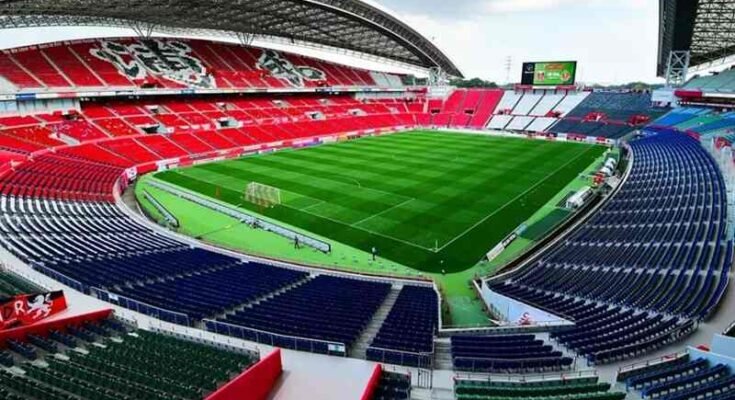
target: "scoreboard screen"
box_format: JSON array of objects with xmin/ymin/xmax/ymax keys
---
[{"xmin": 521, "ymin": 61, "xmax": 577, "ymax": 86}]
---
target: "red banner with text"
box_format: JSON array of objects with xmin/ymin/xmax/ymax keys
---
[{"xmin": 0, "ymin": 291, "xmax": 67, "ymax": 330}]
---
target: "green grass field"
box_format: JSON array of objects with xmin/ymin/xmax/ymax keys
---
[{"xmin": 155, "ymin": 130, "xmax": 605, "ymax": 273}]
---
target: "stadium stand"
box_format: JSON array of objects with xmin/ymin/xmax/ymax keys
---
[
  {"xmin": 487, "ymin": 132, "xmax": 732, "ymax": 364},
  {"xmin": 423, "ymin": 89, "xmax": 503, "ymax": 128},
  {"xmin": 0, "ymin": 38, "xmax": 390, "ymax": 91},
  {"xmin": 480, "ymin": 90, "xmax": 604, "ymax": 133},
  {"xmin": 0, "ymin": 269, "xmax": 42, "ymax": 296},
  {"xmin": 0, "ymin": 90, "xmax": 442, "ymax": 358},
  {"xmin": 366, "ymin": 285, "xmax": 438, "ymax": 367},
  {"xmin": 650, "ymin": 107, "xmax": 710, "ymax": 128},
  {"xmin": 618, "ymin": 352, "xmax": 735, "ymax": 400},
  {"xmin": 450, "ymin": 334, "xmax": 573, "ymax": 373},
  {"xmin": 548, "ymin": 91, "xmax": 666, "ymax": 138},
  {"xmin": 512, "ymin": 92, "xmax": 543, "ymax": 115},
  {"xmin": 486, "ymin": 114, "xmax": 513, "ymax": 130},
  {"xmin": 213, "ymin": 275, "xmax": 390, "ymax": 353},
  {"xmin": 506, "ymin": 115, "xmax": 534, "ymax": 131},
  {"xmin": 369, "ymin": 370, "xmax": 411, "ymax": 400},
  {"xmin": 650, "ymin": 107, "xmax": 735, "ymax": 143},
  {"xmin": 454, "ymin": 375, "xmax": 626, "ymax": 400},
  {"xmin": 0, "ymin": 94, "xmax": 425, "ymax": 202},
  {"xmin": 109, "ymin": 261, "xmax": 308, "ymax": 321},
  {"xmin": 529, "ymin": 92, "xmax": 565, "ymax": 116},
  {"xmin": 685, "ymin": 68, "xmax": 735, "ymax": 92},
  {"xmin": 494, "ymin": 91, "xmax": 523, "ymax": 114},
  {"xmin": 552, "ymin": 91, "xmax": 591, "ymax": 116},
  {"xmin": 0, "ymin": 312, "xmax": 258, "ymax": 400}
]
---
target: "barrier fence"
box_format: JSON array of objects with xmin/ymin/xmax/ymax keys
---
[
  {"xmin": 31, "ymin": 263, "xmax": 86, "ymax": 293},
  {"xmin": 366, "ymin": 346, "xmax": 434, "ymax": 369},
  {"xmin": 203, "ymin": 319, "xmax": 347, "ymax": 356},
  {"xmin": 91, "ymin": 287, "xmax": 191, "ymax": 327}
]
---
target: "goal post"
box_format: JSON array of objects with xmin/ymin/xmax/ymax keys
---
[{"xmin": 244, "ymin": 182, "xmax": 282, "ymax": 208}]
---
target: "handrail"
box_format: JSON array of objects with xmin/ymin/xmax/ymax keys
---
[
  {"xmin": 616, "ymin": 351, "xmax": 688, "ymax": 375},
  {"xmin": 203, "ymin": 318, "xmax": 347, "ymax": 355},
  {"xmin": 725, "ymin": 320, "xmax": 735, "ymax": 336},
  {"xmin": 367, "ymin": 344, "xmax": 435, "ymax": 362},
  {"xmin": 366, "ymin": 345, "xmax": 435, "ymax": 370},
  {"xmin": 31, "ymin": 262, "xmax": 86, "ymax": 293},
  {"xmin": 90, "ymin": 286, "xmax": 191, "ymax": 327},
  {"xmin": 455, "ymin": 368, "xmax": 597, "ymax": 384}
]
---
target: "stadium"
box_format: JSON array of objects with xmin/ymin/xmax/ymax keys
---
[{"xmin": 0, "ymin": 0, "xmax": 734, "ymax": 399}]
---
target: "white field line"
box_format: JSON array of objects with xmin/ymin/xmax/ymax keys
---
[
  {"xmin": 298, "ymin": 200, "xmax": 326, "ymax": 212},
  {"xmin": 277, "ymin": 201, "xmax": 434, "ymax": 252},
  {"xmin": 181, "ymin": 170, "xmax": 434, "ymax": 251},
  {"xmin": 436, "ymin": 146, "xmax": 596, "ymax": 252},
  {"xmin": 173, "ymin": 145, "xmax": 594, "ymax": 255},
  {"xmin": 350, "ymin": 198, "xmax": 416, "ymax": 227}
]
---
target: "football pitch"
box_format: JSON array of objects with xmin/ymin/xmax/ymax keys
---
[{"xmin": 156, "ymin": 131, "xmax": 605, "ymax": 272}]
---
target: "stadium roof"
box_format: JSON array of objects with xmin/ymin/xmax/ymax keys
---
[
  {"xmin": 658, "ymin": 0, "xmax": 735, "ymax": 76},
  {"xmin": 0, "ymin": 0, "xmax": 462, "ymax": 77}
]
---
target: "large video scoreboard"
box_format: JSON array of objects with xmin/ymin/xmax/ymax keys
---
[{"xmin": 521, "ymin": 61, "xmax": 577, "ymax": 86}]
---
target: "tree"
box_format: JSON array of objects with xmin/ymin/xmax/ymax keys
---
[{"xmin": 449, "ymin": 77, "xmax": 499, "ymax": 88}]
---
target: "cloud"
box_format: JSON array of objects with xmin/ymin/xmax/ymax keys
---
[
  {"xmin": 377, "ymin": 0, "xmax": 650, "ymax": 19},
  {"xmin": 385, "ymin": 0, "xmax": 662, "ymax": 84},
  {"xmin": 484, "ymin": 0, "xmax": 572, "ymax": 14},
  {"xmin": 375, "ymin": 0, "xmax": 478, "ymax": 19}
]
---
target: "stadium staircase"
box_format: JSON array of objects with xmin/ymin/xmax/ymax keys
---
[
  {"xmin": 411, "ymin": 387, "xmax": 455, "ymax": 400},
  {"xmin": 349, "ymin": 285, "xmax": 402, "ymax": 359},
  {"xmin": 432, "ymin": 338, "xmax": 454, "ymax": 370},
  {"xmin": 536, "ymin": 332, "xmax": 581, "ymax": 361}
]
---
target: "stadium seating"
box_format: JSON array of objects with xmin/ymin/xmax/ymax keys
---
[
  {"xmin": 650, "ymin": 107, "xmax": 735, "ymax": 143},
  {"xmin": 215, "ymin": 275, "xmax": 390, "ymax": 351},
  {"xmin": 512, "ymin": 92, "xmax": 543, "ymax": 115},
  {"xmin": 0, "ymin": 38, "xmax": 388, "ymax": 91},
  {"xmin": 454, "ymin": 375, "xmax": 626, "ymax": 400},
  {"xmin": 0, "ymin": 154, "xmax": 121, "ymax": 201},
  {"xmin": 370, "ymin": 370, "xmax": 411, "ymax": 400},
  {"xmin": 423, "ymin": 89, "xmax": 503, "ymax": 128},
  {"xmin": 488, "ymin": 132, "xmax": 732, "ymax": 364},
  {"xmin": 0, "ymin": 270, "xmax": 41, "ymax": 296},
  {"xmin": 366, "ymin": 286, "xmax": 438, "ymax": 367},
  {"xmin": 450, "ymin": 334, "xmax": 573, "ymax": 373},
  {"xmin": 480, "ymin": 90, "xmax": 633, "ymax": 134},
  {"xmin": 1, "ymin": 314, "xmax": 257, "ymax": 400},
  {"xmin": 0, "ymin": 92, "xmax": 438, "ymax": 355},
  {"xmin": 548, "ymin": 91, "xmax": 665, "ymax": 138},
  {"xmin": 685, "ymin": 67, "xmax": 735, "ymax": 92},
  {"xmin": 111, "ymin": 262, "xmax": 308, "ymax": 321},
  {"xmin": 619, "ymin": 353, "xmax": 735, "ymax": 400}
]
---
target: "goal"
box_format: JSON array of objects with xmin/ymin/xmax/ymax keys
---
[{"xmin": 244, "ymin": 182, "xmax": 282, "ymax": 208}]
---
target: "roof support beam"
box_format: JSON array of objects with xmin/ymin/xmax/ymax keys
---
[{"xmin": 131, "ymin": 21, "xmax": 156, "ymax": 39}]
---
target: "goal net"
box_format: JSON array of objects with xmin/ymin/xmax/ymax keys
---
[{"xmin": 244, "ymin": 182, "xmax": 282, "ymax": 208}]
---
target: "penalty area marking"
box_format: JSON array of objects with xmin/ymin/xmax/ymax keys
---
[
  {"xmin": 277, "ymin": 201, "xmax": 435, "ymax": 252},
  {"xmin": 350, "ymin": 197, "xmax": 416, "ymax": 227}
]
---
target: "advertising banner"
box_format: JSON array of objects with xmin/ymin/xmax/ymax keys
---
[
  {"xmin": 521, "ymin": 61, "xmax": 577, "ymax": 86},
  {"xmin": 0, "ymin": 291, "xmax": 67, "ymax": 330}
]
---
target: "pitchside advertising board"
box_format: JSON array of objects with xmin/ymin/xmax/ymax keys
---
[
  {"xmin": 521, "ymin": 61, "xmax": 577, "ymax": 86},
  {"xmin": 0, "ymin": 291, "xmax": 67, "ymax": 330}
]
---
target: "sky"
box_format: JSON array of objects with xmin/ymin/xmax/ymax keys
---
[
  {"xmin": 0, "ymin": 0, "xmax": 663, "ymax": 85},
  {"xmin": 374, "ymin": 0, "xmax": 663, "ymax": 84}
]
